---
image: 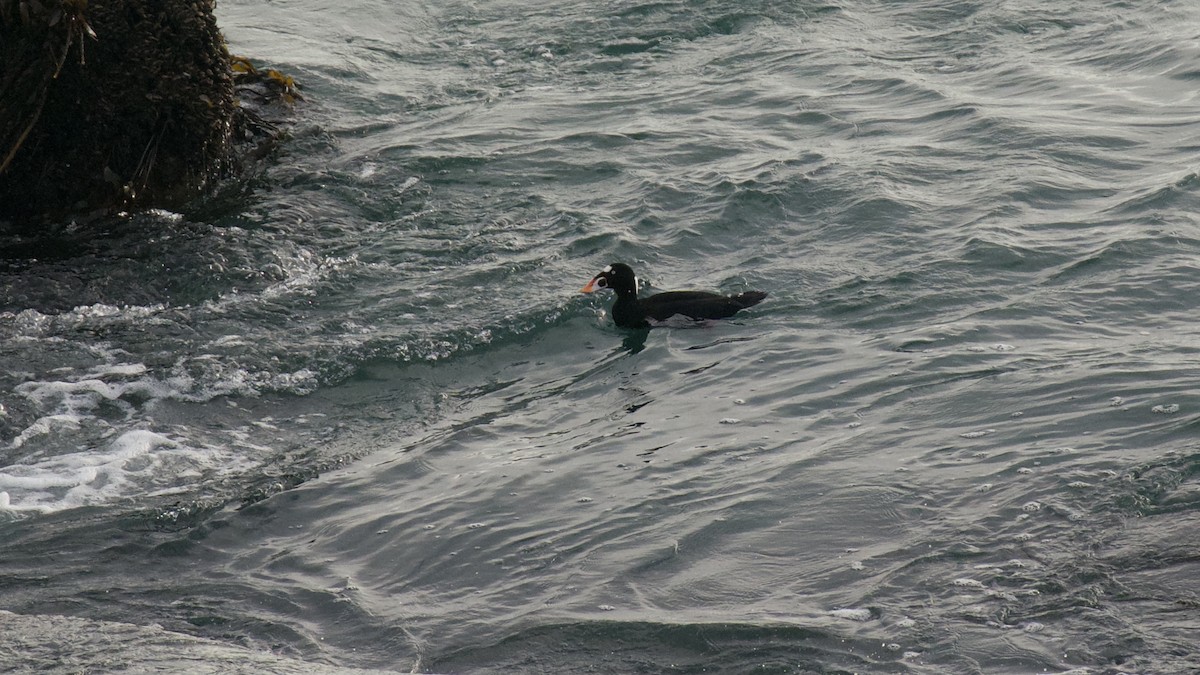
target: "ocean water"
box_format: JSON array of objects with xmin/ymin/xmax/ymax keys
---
[{"xmin": 2, "ymin": 0, "xmax": 1200, "ymax": 672}]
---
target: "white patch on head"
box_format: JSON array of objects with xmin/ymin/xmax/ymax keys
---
[{"xmin": 602, "ymin": 265, "xmax": 612, "ymax": 273}]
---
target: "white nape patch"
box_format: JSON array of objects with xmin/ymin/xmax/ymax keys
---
[{"xmin": 633, "ymin": 276, "xmax": 639, "ymax": 293}]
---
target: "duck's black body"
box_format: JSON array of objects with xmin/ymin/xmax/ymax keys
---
[{"xmin": 582, "ymin": 263, "xmax": 767, "ymax": 329}]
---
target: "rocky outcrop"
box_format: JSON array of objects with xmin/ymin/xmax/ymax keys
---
[{"xmin": 0, "ymin": 0, "xmax": 250, "ymax": 227}]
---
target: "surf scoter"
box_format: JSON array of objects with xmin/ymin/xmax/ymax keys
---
[{"xmin": 581, "ymin": 262, "xmax": 767, "ymax": 329}]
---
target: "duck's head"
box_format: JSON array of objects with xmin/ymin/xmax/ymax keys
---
[{"xmin": 581, "ymin": 262, "xmax": 638, "ymax": 296}]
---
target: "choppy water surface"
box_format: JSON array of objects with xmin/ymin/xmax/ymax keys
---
[{"xmin": 3, "ymin": 1, "xmax": 1200, "ymax": 672}]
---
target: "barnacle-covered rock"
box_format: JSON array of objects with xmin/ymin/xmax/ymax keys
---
[{"xmin": 0, "ymin": 0, "xmax": 288, "ymax": 229}]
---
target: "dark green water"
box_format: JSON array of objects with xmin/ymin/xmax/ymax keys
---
[{"xmin": 3, "ymin": 1, "xmax": 1200, "ymax": 672}]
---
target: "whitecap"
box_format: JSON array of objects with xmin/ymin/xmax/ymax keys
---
[
  {"xmin": 828, "ymin": 608, "xmax": 872, "ymax": 621},
  {"xmin": 0, "ymin": 430, "xmax": 253, "ymax": 513},
  {"xmin": 960, "ymin": 428, "xmax": 995, "ymax": 439},
  {"xmin": 8, "ymin": 414, "xmax": 84, "ymax": 450}
]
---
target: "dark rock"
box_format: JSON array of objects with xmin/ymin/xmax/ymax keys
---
[{"xmin": 0, "ymin": 0, "xmax": 276, "ymax": 229}]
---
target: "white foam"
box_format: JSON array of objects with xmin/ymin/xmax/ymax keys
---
[
  {"xmin": 258, "ymin": 250, "xmax": 359, "ymax": 301},
  {"xmin": 165, "ymin": 360, "xmax": 321, "ymax": 400},
  {"xmin": 10, "ymin": 366, "xmax": 181, "ymax": 451},
  {"xmin": 0, "ymin": 429, "xmax": 249, "ymax": 514},
  {"xmin": 7, "ymin": 413, "xmax": 85, "ymax": 451},
  {"xmin": 10, "ymin": 352, "xmax": 320, "ymax": 442},
  {"xmin": 2, "ymin": 304, "xmax": 170, "ymax": 338},
  {"xmin": 959, "ymin": 428, "xmax": 995, "ymax": 439},
  {"xmin": 97, "ymin": 363, "xmax": 149, "ymax": 377},
  {"xmin": 1, "ymin": 311, "xmax": 320, "ymax": 514},
  {"xmin": 144, "ymin": 208, "xmax": 183, "ymax": 221},
  {"xmin": 828, "ymin": 608, "xmax": 873, "ymax": 622},
  {"xmin": 3, "ymin": 355, "xmax": 270, "ymax": 513}
]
